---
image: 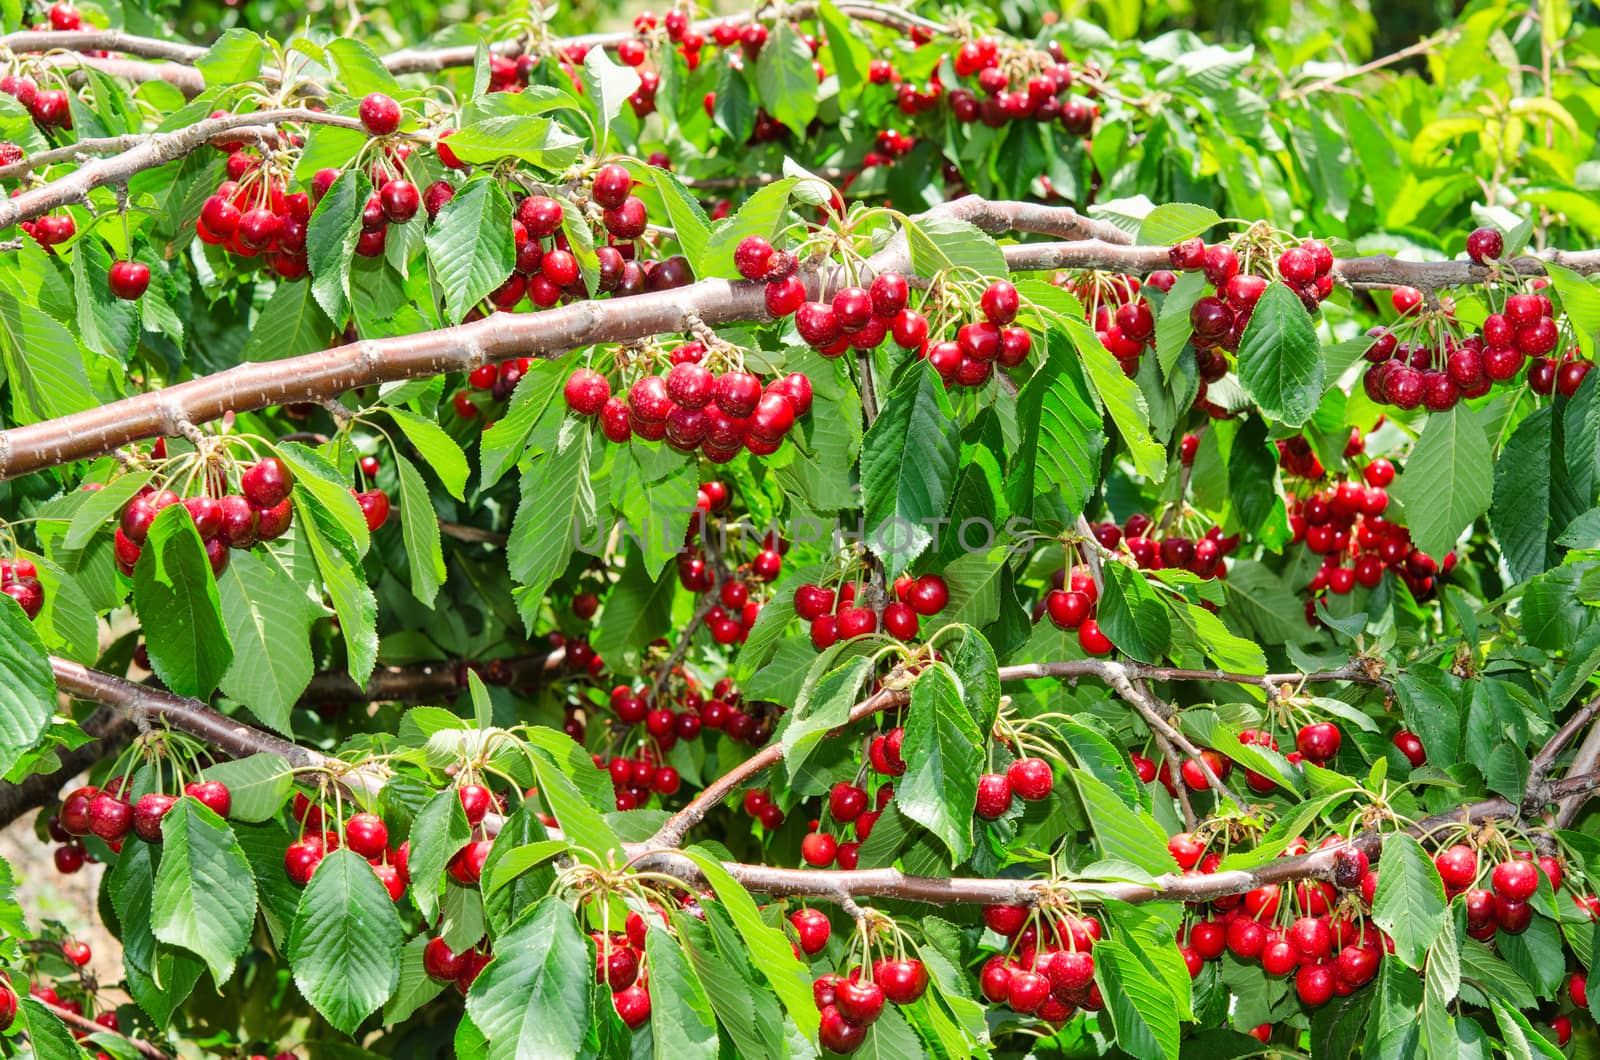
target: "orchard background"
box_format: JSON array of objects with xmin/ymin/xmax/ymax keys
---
[{"xmin": 0, "ymin": 0, "xmax": 1597, "ymax": 1057}]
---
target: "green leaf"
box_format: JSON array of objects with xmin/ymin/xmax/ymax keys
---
[
  {"xmin": 1156, "ymin": 270, "xmax": 1208, "ymax": 378},
  {"xmin": 1391, "ymin": 405, "xmax": 1493, "ymax": 560},
  {"xmin": 1010, "ymin": 351, "xmax": 1102, "ymax": 518},
  {"xmin": 860, "ymin": 359, "xmax": 961, "ymax": 576},
  {"xmin": 1096, "ymin": 938, "xmax": 1182, "ymax": 1060},
  {"xmin": 478, "ymin": 355, "xmax": 572, "ymax": 489},
  {"xmin": 0, "ymin": 594, "xmax": 55, "ymax": 779},
  {"xmin": 152, "ymin": 798, "xmax": 256, "ymax": 984},
  {"xmin": 239, "ymin": 280, "xmax": 334, "ymax": 362},
  {"xmin": 108, "ymin": 840, "xmax": 203, "ymax": 1026},
  {"xmin": 426, "ymin": 178, "xmax": 515, "ymax": 326},
  {"xmin": 196, "ymin": 29, "xmax": 265, "ymax": 85},
  {"xmin": 1071, "ymin": 768, "xmax": 1174, "ymax": 876},
  {"xmin": 327, "ymin": 38, "xmax": 402, "ymax": 97},
  {"xmin": 508, "ymin": 431, "xmax": 592, "ymax": 626},
  {"xmin": 63, "ymin": 470, "xmax": 152, "ymax": 550},
  {"xmin": 408, "ymin": 788, "xmax": 472, "ymax": 924},
  {"xmin": 200, "ymin": 753, "xmax": 292, "ymax": 823},
  {"xmin": 1227, "ymin": 416, "xmax": 1291, "ymax": 550},
  {"xmin": 590, "ymin": 546, "xmax": 675, "ymax": 676},
  {"xmin": 17, "ymin": 997, "xmax": 85, "ymax": 1060},
  {"xmin": 133, "ymin": 505, "xmax": 232, "ymax": 699},
  {"xmin": 676, "ymin": 848, "xmax": 819, "ymax": 1039},
  {"xmin": 905, "ymin": 214, "xmax": 1008, "ymax": 279},
  {"xmin": 394, "ymin": 453, "xmax": 447, "ymax": 606},
  {"xmin": 464, "ymin": 898, "xmax": 591, "ymax": 1059},
  {"xmin": 645, "ymin": 931, "xmax": 719, "ymax": 1060},
  {"xmin": 1393, "ymin": 669, "xmax": 1464, "ymax": 769},
  {"xmin": 755, "ymin": 22, "xmax": 819, "ymax": 138},
  {"xmin": 780, "ymin": 655, "xmax": 873, "ymax": 781},
  {"xmin": 1137, "ymin": 202, "xmax": 1221, "ymax": 245},
  {"xmin": 1490, "ymin": 996, "xmax": 1566, "ymax": 1060},
  {"xmin": 529, "ymin": 743, "xmax": 625, "ymax": 866},
  {"xmin": 1371, "ymin": 833, "xmax": 1448, "ymax": 968},
  {"xmin": 1234, "ymin": 282, "xmax": 1323, "ymax": 426},
  {"xmin": 280, "ymin": 442, "xmax": 371, "ymax": 555},
  {"xmin": 580, "ymin": 47, "xmax": 640, "ymax": 140},
  {"xmin": 442, "ymin": 116, "xmax": 586, "ymax": 170},
  {"xmin": 647, "ymin": 169, "xmax": 713, "ymax": 274},
  {"xmin": 217, "ymin": 548, "xmax": 321, "ymax": 735},
  {"xmin": 0, "ymin": 281, "xmax": 97, "ymax": 423},
  {"xmin": 385, "ymin": 935, "xmax": 448, "ymax": 1024},
  {"xmin": 700, "ymin": 178, "xmax": 795, "ymax": 279},
  {"xmin": 1097, "ymin": 561, "xmax": 1171, "ymax": 663},
  {"xmin": 899, "ymin": 664, "xmax": 982, "ymax": 860},
  {"xmin": 1069, "ymin": 318, "xmax": 1166, "ymax": 482},
  {"xmin": 307, "ymin": 169, "xmax": 366, "ymax": 326},
  {"xmin": 1492, "ymin": 406, "xmax": 1558, "ymax": 582},
  {"xmin": 387, "ymin": 406, "xmax": 470, "ymax": 500},
  {"xmin": 1545, "ymin": 263, "xmax": 1600, "ymax": 361},
  {"xmin": 296, "ymin": 479, "xmax": 379, "ymax": 687},
  {"xmin": 288, "ymin": 848, "xmax": 404, "ymax": 1035}
]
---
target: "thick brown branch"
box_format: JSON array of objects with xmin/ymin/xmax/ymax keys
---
[{"xmin": 296, "ymin": 651, "xmax": 561, "ymax": 706}]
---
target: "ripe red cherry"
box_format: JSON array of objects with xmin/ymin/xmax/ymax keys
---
[
  {"xmin": 800, "ymin": 831, "xmax": 838, "ymax": 867},
  {"xmin": 359, "ymin": 92, "xmax": 402, "ymax": 135},
  {"xmin": 423, "ymin": 937, "xmax": 464, "ymax": 981},
  {"xmin": 975, "ymin": 773, "xmax": 1013, "ymax": 819},
  {"xmin": 62, "ymin": 940, "xmax": 91, "ymax": 967},
  {"xmin": 906, "ymin": 574, "xmax": 948, "ymax": 616},
  {"xmin": 829, "ymin": 783, "xmax": 866, "ymax": 823},
  {"xmin": 613, "ymin": 983, "xmax": 651, "ymax": 1029},
  {"xmin": 457, "ymin": 783, "xmax": 492, "ymax": 825},
  {"xmin": 980, "ymin": 280, "xmax": 1020, "ymax": 325},
  {"xmin": 789, "ymin": 908, "xmax": 831, "ymax": 954},
  {"xmin": 591, "ymin": 163, "xmax": 633, "ymax": 210},
  {"xmin": 602, "ymin": 197, "xmax": 648, "ymax": 239},
  {"xmin": 1294, "ymin": 722, "xmax": 1341, "ymax": 763},
  {"xmin": 1434, "ymin": 844, "xmax": 1478, "ymax": 891},
  {"xmin": 131, "ymin": 793, "xmax": 177, "ymax": 842},
  {"xmin": 87, "ymin": 792, "xmax": 132, "ymax": 841},
  {"xmin": 355, "ymin": 489, "xmax": 390, "ymax": 531},
  {"xmin": 1007, "ymin": 968, "xmax": 1051, "ymax": 1013},
  {"xmin": 1077, "ymin": 618, "xmax": 1113, "ymax": 655},
  {"xmin": 765, "ymin": 276, "xmax": 806, "ymax": 317},
  {"xmin": 108, "ymin": 260, "xmax": 151, "ymax": 300},
  {"xmin": 882, "ymin": 601, "xmax": 918, "ymax": 639},
  {"xmin": 1466, "ymin": 226, "xmax": 1503, "ymax": 264},
  {"xmin": 447, "ymin": 839, "xmax": 492, "ymax": 884},
  {"xmin": 241, "ymin": 457, "xmax": 292, "ymax": 508},
  {"xmin": 834, "ymin": 978, "xmax": 885, "ymax": 1025},
  {"xmin": 344, "ymin": 812, "xmax": 389, "ymax": 858},
  {"xmin": 1392, "ymin": 729, "xmax": 1426, "ymax": 767},
  {"xmin": 1007, "ymin": 757, "xmax": 1053, "ymax": 801},
  {"xmin": 1294, "ymin": 963, "xmax": 1334, "ymax": 1006},
  {"xmin": 734, "ymin": 236, "xmax": 774, "ymax": 280},
  {"xmin": 983, "ymin": 904, "xmax": 1028, "ymax": 936},
  {"xmin": 869, "ymin": 272, "xmax": 909, "ymax": 319},
  {"xmin": 818, "ymin": 1004, "xmax": 867, "ymax": 1053},
  {"xmin": 1491, "ymin": 859, "xmax": 1539, "ymax": 902},
  {"xmin": 1047, "ymin": 949, "xmax": 1094, "ymax": 994},
  {"xmin": 184, "ymin": 780, "xmax": 232, "ymax": 818},
  {"xmin": 875, "ymin": 958, "xmax": 928, "ymax": 1005}
]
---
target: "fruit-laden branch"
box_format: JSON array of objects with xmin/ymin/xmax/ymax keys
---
[
  {"xmin": 0, "ymin": 109, "xmax": 363, "ymax": 233},
  {"xmin": 11, "ymin": 193, "xmax": 1600, "ymax": 479},
  {"xmin": 0, "ymin": 707, "xmax": 135, "ymax": 828},
  {"xmin": 648, "ymin": 658, "xmax": 1384, "ymax": 848}
]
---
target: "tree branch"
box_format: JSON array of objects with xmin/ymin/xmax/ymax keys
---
[
  {"xmin": 0, "ymin": 707, "xmax": 136, "ymax": 828},
  {"xmin": 36, "ymin": 999, "xmax": 172, "ymax": 1060}
]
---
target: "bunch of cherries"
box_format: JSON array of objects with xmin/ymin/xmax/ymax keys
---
[
  {"xmin": 1429, "ymin": 841, "xmax": 1566, "ymax": 942},
  {"xmin": 564, "ymin": 351, "xmax": 813, "ymax": 461},
  {"xmin": 1286, "ymin": 459, "xmax": 1454, "ymax": 622},
  {"xmin": 921, "ymin": 280, "xmax": 1034, "ymax": 389},
  {"xmin": 795, "ymin": 780, "xmax": 896, "ymax": 871},
  {"xmin": 1062, "ymin": 271, "xmax": 1170, "ymax": 378},
  {"xmin": 283, "ymin": 789, "xmax": 417, "ymax": 903},
  {"xmin": 811, "ymin": 952, "xmax": 931, "ymax": 1054},
  {"xmin": 0, "ymin": 66, "xmax": 72, "ymax": 131},
  {"xmin": 793, "ymin": 571, "xmax": 950, "ymax": 650},
  {"xmin": 112, "ymin": 456, "xmax": 296, "ymax": 578},
  {"xmin": 55, "ymin": 776, "xmax": 231, "ymax": 852},
  {"xmin": 1174, "ymin": 232, "xmax": 1336, "ymax": 361},
  {"xmin": 975, "ymin": 908, "xmax": 1105, "ymax": 1026}
]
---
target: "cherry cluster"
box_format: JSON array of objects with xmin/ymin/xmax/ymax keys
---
[
  {"xmin": 923, "ymin": 281, "xmax": 1034, "ymax": 389},
  {"xmin": 283, "ymin": 790, "xmax": 415, "ymax": 901},
  {"xmin": 55, "ymin": 778, "xmax": 231, "ymax": 854},
  {"xmin": 112, "ymin": 456, "xmax": 296, "ymax": 578},
  {"xmin": 975, "ymin": 756, "xmax": 1055, "ymax": 819},
  {"xmin": 787, "ymin": 263, "xmax": 921, "ymax": 360},
  {"xmin": 1286, "ymin": 461, "xmax": 1454, "ymax": 622},
  {"xmin": 1037, "ymin": 561, "xmax": 1112, "ymax": 656},
  {"xmin": 1174, "ymin": 234, "xmax": 1336, "ymax": 360},
  {"xmin": 911, "ymin": 38, "xmax": 1096, "ymax": 136},
  {"xmin": 812, "ymin": 956, "xmax": 930, "ymax": 1054},
  {"xmin": 191, "ymin": 130, "xmax": 319, "ymax": 280},
  {"xmin": 1169, "ymin": 834, "xmax": 1380, "ymax": 1008},
  {"xmin": 1365, "ymin": 275, "xmax": 1592, "ymax": 411},
  {"xmin": 799, "ymin": 776, "xmax": 898, "ymax": 871},
  {"xmin": 422, "ymin": 933, "xmax": 493, "ymax": 999},
  {"xmin": 1, "ymin": 558, "xmax": 44, "ymax": 620},
  {"xmin": 16, "ymin": 206, "xmax": 75, "ymax": 253},
  {"xmin": 1062, "ymin": 272, "xmax": 1166, "ymax": 378},
  {"xmin": 793, "ymin": 572, "xmax": 950, "ymax": 650},
  {"xmin": 1430, "ymin": 843, "xmax": 1564, "ymax": 942},
  {"xmin": 601, "ymin": 746, "xmax": 682, "ymax": 810},
  {"xmin": 564, "ymin": 356, "xmax": 813, "ymax": 460},
  {"xmin": 0, "ymin": 64, "xmax": 73, "ymax": 131},
  {"xmin": 976, "ymin": 909, "xmax": 1104, "ymax": 1025},
  {"xmin": 454, "ymin": 356, "xmax": 533, "ymax": 420}
]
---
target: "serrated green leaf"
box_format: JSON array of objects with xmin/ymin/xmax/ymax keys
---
[
  {"xmin": 1235, "ymin": 282, "xmax": 1322, "ymax": 426},
  {"xmin": 465, "ymin": 898, "xmax": 591, "ymax": 1060},
  {"xmin": 861, "ymin": 359, "xmax": 961, "ymax": 576},
  {"xmin": 1372, "ymin": 833, "xmax": 1448, "ymax": 967},
  {"xmin": 288, "ymin": 848, "xmax": 403, "ymax": 1035},
  {"xmin": 426, "ymin": 178, "xmax": 515, "ymax": 325},
  {"xmin": 899, "ymin": 664, "xmax": 982, "ymax": 860},
  {"xmin": 217, "ymin": 548, "xmax": 320, "ymax": 734},
  {"xmin": 152, "ymin": 798, "xmax": 256, "ymax": 984},
  {"xmin": 1392, "ymin": 405, "xmax": 1493, "ymax": 560},
  {"xmin": 133, "ymin": 505, "xmax": 232, "ymax": 699}
]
